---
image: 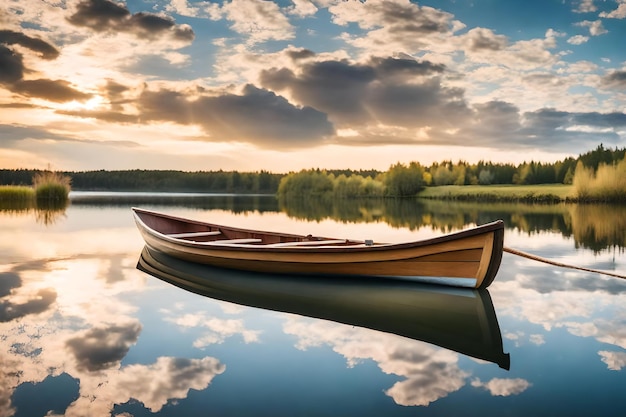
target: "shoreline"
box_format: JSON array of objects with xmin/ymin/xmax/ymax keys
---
[{"xmin": 2, "ymin": 185, "xmax": 625, "ymax": 205}]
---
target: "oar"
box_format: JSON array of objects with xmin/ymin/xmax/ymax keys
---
[{"xmin": 503, "ymin": 247, "xmax": 626, "ymax": 280}]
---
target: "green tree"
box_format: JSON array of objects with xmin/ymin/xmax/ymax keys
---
[
  {"xmin": 384, "ymin": 162, "xmax": 425, "ymax": 197},
  {"xmin": 277, "ymin": 169, "xmax": 334, "ymax": 199}
]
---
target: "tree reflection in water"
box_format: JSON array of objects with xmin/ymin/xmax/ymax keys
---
[
  {"xmin": 279, "ymin": 197, "xmax": 626, "ymax": 252},
  {"xmin": 0, "ymin": 199, "xmax": 68, "ymax": 226}
]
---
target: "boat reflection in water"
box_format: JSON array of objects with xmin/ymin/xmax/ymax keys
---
[{"xmin": 137, "ymin": 246, "xmax": 510, "ymax": 370}]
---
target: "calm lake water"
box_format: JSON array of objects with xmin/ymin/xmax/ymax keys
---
[{"xmin": 1, "ymin": 192, "xmax": 626, "ymax": 416}]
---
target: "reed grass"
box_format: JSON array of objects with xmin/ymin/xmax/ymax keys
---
[
  {"xmin": 573, "ymin": 159, "xmax": 626, "ymax": 202},
  {"xmin": 33, "ymin": 171, "xmax": 71, "ymax": 201}
]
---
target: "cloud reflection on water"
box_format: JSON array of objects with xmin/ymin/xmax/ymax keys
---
[
  {"xmin": 471, "ymin": 377, "xmax": 531, "ymax": 396},
  {"xmin": 283, "ymin": 316, "xmax": 470, "ymax": 406},
  {"xmin": 163, "ymin": 310, "xmax": 262, "ymax": 348},
  {"xmin": 492, "ymin": 256, "xmax": 626, "ymax": 372},
  {"xmin": 65, "ymin": 322, "xmax": 143, "ymax": 372},
  {"xmin": 0, "ymin": 271, "xmax": 57, "ymax": 323},
  {"xmin": 62, "ymin": 356, "xmax": 225, "ymax": 416},
  {"xmin": 598, "ymin": 351, "xmax": 626, "ymax": 371},
  {"xmin": 0, "ymin": 252, "xmax": 226, "ymax": 416},
  {"xmin": 1, "ymin": 204, "xmax": 625, "ymax": 414}
]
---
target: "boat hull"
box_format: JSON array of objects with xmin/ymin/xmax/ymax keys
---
[{"xmin": 132, "ymin": 208, "xmax": 504, "ymax": 288}]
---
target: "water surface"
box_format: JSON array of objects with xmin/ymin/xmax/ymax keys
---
[{"xmin": 1, "ymin": 194, "xmax": 625, "ymax": 416}]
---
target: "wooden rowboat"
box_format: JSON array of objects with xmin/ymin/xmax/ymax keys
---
[
  {"xmin": 132, "ymin": 207, "xmax": 505, "ymax": 289},
  {"xmin": 137, "ymin": 246, "xmax": 510, "ymax": 369}
]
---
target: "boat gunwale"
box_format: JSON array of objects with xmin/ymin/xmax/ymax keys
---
[{"xmin": 132, "ymin": 207, "xmax": 504, "ymax": 254}]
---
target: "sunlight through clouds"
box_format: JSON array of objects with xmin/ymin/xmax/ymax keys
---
[{"xmin": 2, "ymin": 0, "xmax": 626, "ymax": 170}]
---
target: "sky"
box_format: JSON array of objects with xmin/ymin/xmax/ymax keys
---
[{"xmin": 1, "ymin": 0, "xmax": 626, "ymax": 172}]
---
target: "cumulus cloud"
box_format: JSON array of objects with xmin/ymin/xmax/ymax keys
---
[
  {"xmin": 12, "ymin": 79, "xmax": 92, "ymax": 102},
  {"xmin": 45, "ymin": 76, "xmax": 335, "ymax": 148},
  {"xmin": 384, "ymin": 352, "xmax": 468, "ymax": 406},
  {"xmin": 0, "ymin": 272, "xmax": 20, "ymax": 297},
  {"xmin": 0, "ymin": 354, "xmax": 20, "ymax": 417},
  {"xmin": 572, "ymin": 111, "xmax": 626, "ymax": 127},
  {"xmin": 0, "ymin": 288, "xmax": 57, "ymax": 322},
  {"xmin": 572, "ymin": 317, "xmax": 626, "ymax": 350},
  {"xmin": 510, "ymin": 265, "xmax": 626, "ymax": 295},
  {"xmin": 261, "ymin": 60, "xmax": 376, "ymax": 123},
  {"xmin": 503, "ymin": 36, "xmax": 561, "ymax": 69},
  {"xmin": 369, "ymin": 56, "xmax": 447, "ymax": 77},
  {"xmin": 460, "ymin": 30, "xmax": 562, "ymax": 73},
  {"xmin": 529, "ymin": 334, "xmax": 545, "ymax": 345},
  {"xmin": 260, "ymin": 56, "xmax": 465, "ymax": 130},
  {"xmin": 164, "ymin": 313, "xmax": 261, "ymax": 347},
  {"xmin": 0, "ymin": 30, "xmax": 59, "ymax": 59},
  {"xmin": 137, "ymin": 84, "xmax": 334, "ymax": 147},
  {"xmin": 574, "ymin": 0, "xmax": 597, "ymax": 13},
  {"xmin": 463, "ymin": 27, "xmax": 508, "ymax": 52},
  {"xmin": 601, "ymin": 70, "xmax": 626, "ymax": 90},
  {"xmin": 567, "ymin": 34, "xmax": 589, "ymax": 45},
  {"xmin": 515, "ymin": 107, "xmax": 626, "ymax": 149},
  {"xmin": 283, "ymin": 316, "xmax": 469, "ymax": 407},
  {"xmin": 64, "ymin": 356, "xmax": 226, "ymax": 415},
  {"xmin": 65, "ymin": 322, "xmax": 142, "ymax": 372},
  {"xmin": 254, "ymin": 54, "xmax": 624, "ymax": 151},
  {"xmin": 286, "ymin": 48, "xmax": 316, "ymax": 61},
  {"xmin": 575, "ymin": 19, "xmax": 608, "ymax": 36},
  {"xmin": 288, "ymin": 0, "xmax": 318, "ymax": 17},
  {"xmin": 0, "ymin": 30, "xmax": 60, "ymax": 85},
  {"xmin": 329, "ymin": 0, "xmax": 460, "ymax": 33},
  {"xmin": 0, "ymin": 272, "xmax": 57, "ymax": 322},
  {"xmin": 165, "ymin": 0, "xmax": 221, "ymax": 19},
  {"xmin": 0, "ymin": 44, "xmax": 23, "ymax": 83},
  {"xmin": 471, "ymin": 377, "xmax": 531, "ymax": 396},
  {"xmin": 599, "ymin": 0, "xmax": 626, "ymax": 18},
  {"xmin": 116, "ymin": 357, "xmax": 224, "ymax": 411},
  {"xmin": 598, "ymin": 351, "xmax": 626, "ymax": 370},
  {"xmin": 0, "ymin": 29, "xmax": 91, "ymax": 102},
  {"xmin": 67, "ymin": 0, "xmax": 194, "ymax": 42},
  {"xmin": 216, "ymin": 0, "xmax": 295, "ymax": 44},
  {"xmin": 3, "ymin": 0, "xmax": 626, "ymax": 166},
  {"xmin": 468, "ymin": 100, "xmax": 521, "ymax": 137},
  {"xmin": 329, "ymin": 0, "xmax": 465, "ymax": 54}
]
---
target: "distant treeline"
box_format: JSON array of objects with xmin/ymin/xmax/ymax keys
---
[
  {"xmin": 1, "ymin": 144, "xmax": 625, "ymax": 196},
  {"xmin": 0, "ymin": 169, "xmax": 283, "ymax": 193}
]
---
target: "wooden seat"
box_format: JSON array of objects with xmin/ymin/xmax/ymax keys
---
[
  {"xmin": 197, "ymin": 238, "xmax": 263, "ymax": 245},
  {"xmin": 167, "ymin": 231, "xmax": 221, "ymax": 238},
  {"xmin": 265, "ymin": 239, "xmax": 347, "ymax": 247}
]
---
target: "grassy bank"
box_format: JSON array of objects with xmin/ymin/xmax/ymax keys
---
[
  {"xmin": 417, "ymin": 184, "xmax": 575, "ymax": 203},
  {"xmin": 0, "ymin": 185, "xmax": 35, "ymax": 201}
]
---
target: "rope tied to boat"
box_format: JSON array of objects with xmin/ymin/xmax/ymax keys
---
[{"xmin": 503, "ymin": 247, "xmax": 626, "ymax": 280}]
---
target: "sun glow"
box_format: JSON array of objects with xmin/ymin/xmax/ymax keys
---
[{"xmin": 59, "ymin": 95, "xmax": 104, "ymax": 111}]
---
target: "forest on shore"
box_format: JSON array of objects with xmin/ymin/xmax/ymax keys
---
[{"xmin": 1, "ymin": 144, "xmax": 625, "ymax": 201}]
